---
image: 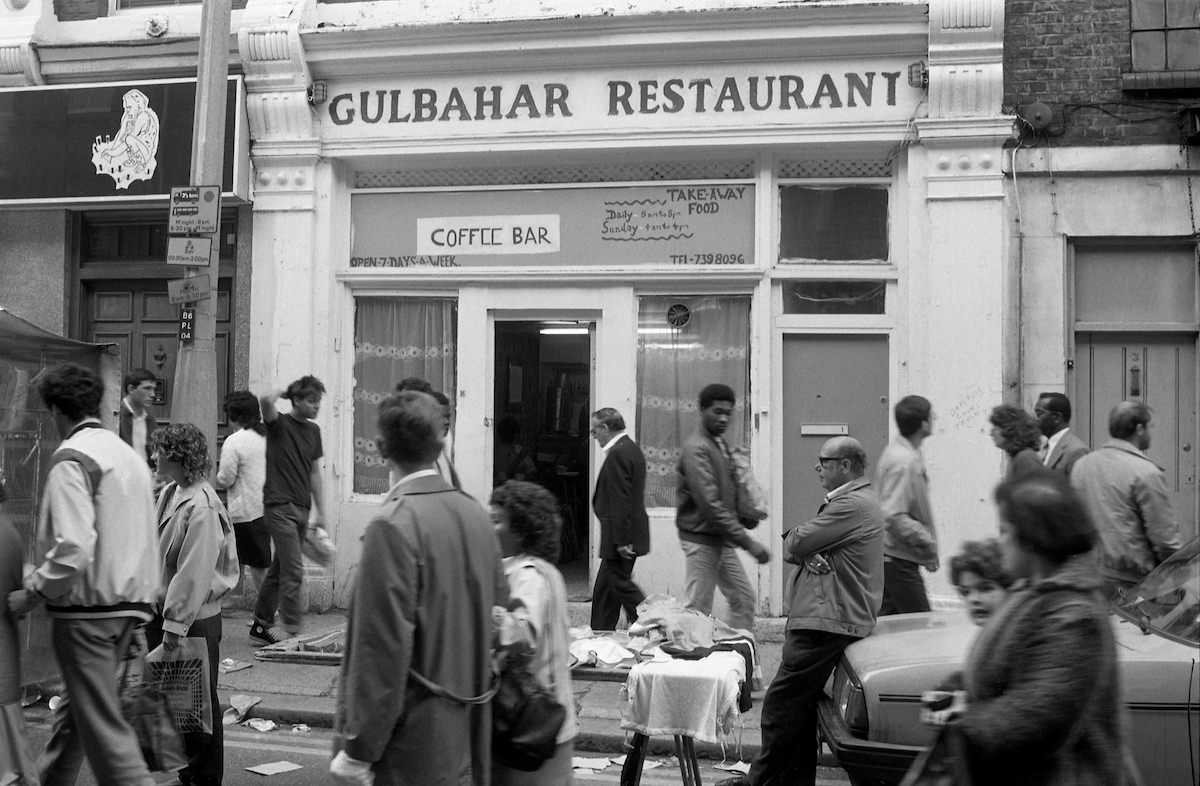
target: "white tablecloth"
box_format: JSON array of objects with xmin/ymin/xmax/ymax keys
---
[{"xmin": 619, "ymin": 651, "xmax": 745, "ymax": 744}]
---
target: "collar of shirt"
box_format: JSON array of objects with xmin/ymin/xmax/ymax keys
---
[
  {"xmin": 824, "ymin": 479, "xmax": 857, "ymax": 504},
  {"xmin": 390, "ymin": 468, "xmax": 440, "ymax": 491},
  {"xmin": 121, "ymin": 397, "xmax": 146, "ymax": 420},
  {"xmin": 1043, "ymin": 427, "xmax": 1069, "ymax": 462},
  {"xmin": 601, "ymin": 431, "xmax": 628, "ymax": 454}
]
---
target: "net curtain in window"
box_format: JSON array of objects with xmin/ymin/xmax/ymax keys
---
[
  {"xmin": 353, "ymin": 298, "xmax": 457, "ymax": 494},
  {"xmin": 636, "ymin": 296, "xmax": 751, "ymax": 508}
]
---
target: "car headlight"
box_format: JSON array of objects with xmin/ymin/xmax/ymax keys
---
[{"xmin": 835, "ymin": 662, "xmax": 869, "ymax": 737}]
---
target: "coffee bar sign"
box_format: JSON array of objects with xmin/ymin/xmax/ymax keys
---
[
  {"xmin": 323, "ymin": 58, "xmax": 923, "ymax": 141},
  {"xmin": 351, "ymin": 185, "xmax": 754, "ymax": 269}
]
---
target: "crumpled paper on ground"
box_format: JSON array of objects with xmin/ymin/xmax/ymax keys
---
[
  {"xmin": 714, "ymin": 760, "xmax": 752, "ymax": 774},
  {"xmin": 243, "ymin": 718, "xmax": 277, "ymax": 732},
  {"xmin": 223, "ymin": 694, "xmax": 262, "ymax": 725}
]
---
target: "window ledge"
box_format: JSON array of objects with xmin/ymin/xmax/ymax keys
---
[{"xmin": 1121, "ymin": 71, "xmax": 1200, "ymax": 91}]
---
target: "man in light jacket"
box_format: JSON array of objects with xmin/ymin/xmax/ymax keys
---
[
  {"xmin": 8, "ymin": 364, "xmax": 160, "ymax": 786},
  {"xmin": 722, "ymin": 436, "xmax": 884, "ymax": 786},
  {"xmin": 874, "ymin": 395, "xmax": 939, "ymax": 614}
]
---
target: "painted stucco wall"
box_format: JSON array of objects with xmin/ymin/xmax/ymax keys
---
[{"xmin": 0, "ymin": 210, "xmax": 68, "ymax": 334}]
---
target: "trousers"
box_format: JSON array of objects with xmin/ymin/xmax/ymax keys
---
[
  {"xmin": 254, "ymin": 503, "xmax": 308, "ymax": 632},
  {"xmin": 881, "ymin": 558, "xmax": 931, "ymax": 616},
  {"xmin": 749, "ymin": 629, "xmax": 856, "ymax": 786},
  {"xmin": 590, "ymin": 556, "xmax": 645, "ymax": 631},
  {"xmin": 39, "ymin": 616, "xmax": 155, "ymax": 786},
  {"xmin": 679, "ymin": 538, "xmax": 756, "ymax": 633}
]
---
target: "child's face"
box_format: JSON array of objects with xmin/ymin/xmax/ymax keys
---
[
  {"xmin": 292, "ymin": 393, "xmax": 322, "ymax": 421},
  {"xmin": 955, "ymin": 570, "xmax": 1008, "ymax": 626}
]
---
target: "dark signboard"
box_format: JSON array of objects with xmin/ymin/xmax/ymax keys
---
[{"xmin": 0, "ymin": 76, "xmax": 245, "ymax": 203}]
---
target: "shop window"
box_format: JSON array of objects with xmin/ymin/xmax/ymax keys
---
[
  {"xmin": 635, "ymin": 295, "xmax": 751, "ymax": 508},
  {"xmin": 1130, "ymin": 0, "xmax": 1200, "ymax": 72},
  {"xmin": 782, "ymin": 280, "xmax": 886, "ymax": 315},
  {"xmin": 779, "ymin": 185, "xmax": 888, "ymax": 263},
  {"xmin": 353, "ymin": 297, "xmax": 457, "ymax": 494}
]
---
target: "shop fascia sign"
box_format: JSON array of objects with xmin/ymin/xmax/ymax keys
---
[{"xmin": 321, "ymin": 58, "xmax": 922, "ymax": 139}]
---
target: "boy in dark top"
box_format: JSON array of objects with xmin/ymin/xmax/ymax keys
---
[{"xmin": 251, "ymin": 375, "xmax": 326, "ymax": 645}]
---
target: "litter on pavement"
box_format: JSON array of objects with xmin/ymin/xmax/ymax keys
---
[
  {"xmin": 219, "ymin": 657, "xmax": 253, "ymax": 674},
  {"xmin": 714, "ymin": 760, "xmax": 752, "ymax": 774},
  {"xmin": 222, "ymin": 694, "xmax": 262, "ymax": 725},
  {"xmin": 244, "ymin": 761, "xmax": 303, "ymax": 776},
  {"xmin": 243, "ymin": 718, "xmax": 277, "ymax": 732},
  {"xmin": 291, "ymin": 724, "xmax": 310, "ymax": 733}
]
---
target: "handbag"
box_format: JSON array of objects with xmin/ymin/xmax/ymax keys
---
[
  {"xmin": 490, "ymin": 644, "xmax": 568, "ymax": 771},
  {"xmin": 119, "ymin": 641, "xmax": 187, "ymax": 773},
  {"xmin": 899, "ymin": 723, "xmax": 972, "ymax": 786},
  {"xmin": 730, "ymin": 446, "xmax": 768, "ymax": 526}
]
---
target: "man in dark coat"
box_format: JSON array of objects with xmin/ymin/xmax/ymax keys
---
[
  {"xmin": 588, "ymin": 407, "xmax": 650, "ymax": 630},
  {"xmin": 331, "ymin": 390, "xmax": 506, "ymax": 786}
]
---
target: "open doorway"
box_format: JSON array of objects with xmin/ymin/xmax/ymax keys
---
[{"xmin": 494, "ymin": 320, "xmax": 593, "ymax": 600}]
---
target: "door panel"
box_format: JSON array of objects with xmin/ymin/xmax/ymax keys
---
[
  {"xmin": 1075, "ymin": 332, "xmax": 1198, "ymax": 541},
  {"xmin": 781, "ymin": 334, "xmax": 890, "ymax": 600},
  {"xmin": 85, "ymin": 280, "xmax": 233, "ymax": 431}
]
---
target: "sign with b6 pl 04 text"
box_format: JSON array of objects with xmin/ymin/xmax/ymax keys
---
[
  {"xmin": 167, "ymin": 275, "xmax": 212, "ymax": 305},
  {"xmin": 169, "ymin": 185, "xmax": 221, "ymax": 234}
]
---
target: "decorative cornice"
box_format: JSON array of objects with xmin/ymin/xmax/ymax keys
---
[
  {"xmin": 251, "ymin": 144, "xmax": 320, "ymax": 212},
  {"xmin": 0, "ymin": 15, "xmax": 42, "ymax": 86},
  {"xmin": 927, "ymin": 0, "xmax": 1004, "ymax": 119}
]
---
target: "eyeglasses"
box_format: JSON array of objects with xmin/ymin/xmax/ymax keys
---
[{"xmin": 814, "ymin": 456, "xmax": 843, "ymax": 471}]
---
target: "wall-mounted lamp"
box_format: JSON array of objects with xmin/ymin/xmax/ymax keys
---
[
  {"xmin": 308, "ymin": 81, "xmax": 328, "ymax": 106},
  {"xmin": 907, "ymin": 61, "xmax": 929, "ymax": 90}
]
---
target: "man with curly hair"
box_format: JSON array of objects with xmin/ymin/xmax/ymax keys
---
[
  {"xmin": 251, "ymin": 375, "xmax": 326, "ymax": 645},
  {"xmin": 8, "ymin": 364, "xmax": 160, "ymax": 786}
]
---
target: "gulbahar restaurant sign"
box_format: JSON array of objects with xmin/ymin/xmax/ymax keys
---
[{"xmin": 323, "ymin": 59, "xmax": 921, "ymax": 140}]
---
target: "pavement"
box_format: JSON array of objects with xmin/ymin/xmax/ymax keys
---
[{"xmin": 214, "ymin": 603, "xmax": 811, "ymax": 764}]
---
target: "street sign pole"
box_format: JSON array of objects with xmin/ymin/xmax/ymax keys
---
[{"xmin": 171, "ymin": 0, "xmax": 231, "ymax": 462}]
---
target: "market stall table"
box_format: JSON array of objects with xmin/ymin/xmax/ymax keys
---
[{"xmin": 619, "ymin": 651, "xmax": 747, "ymax": 786}]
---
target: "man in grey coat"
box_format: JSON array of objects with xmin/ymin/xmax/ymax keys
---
[
  {"xmin": 331, "ymin": 391, "xmax": 506, "ymax": 786},
  {"xmin": 721, "ymin": 436, "xmax": 884, "ymax": 786},
  {"xmin": 1034, "ymin": 392, "xmax": 1089, "ymax": 477}
]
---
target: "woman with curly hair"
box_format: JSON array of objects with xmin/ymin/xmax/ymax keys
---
[
  {"xmin": 949, "ymin": 539, "xmax": 1014, "ymax": 627},
  {"xmin": 489, "ymin": 481, "xmax": 578, "ymax": 785},
  {"xmin": 149, "ymin": 423, "xmax": 240, "ymax": 786},
  {"xmin": 988, "ymin": 404, "xmax": 1044, "ymax": 480}
]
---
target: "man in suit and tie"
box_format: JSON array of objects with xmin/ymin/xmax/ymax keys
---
[
  {"xmin": 589, "ymin": 407, "xmax": 650, "ymax": 630},
  {"xmin": 1035, "ymin": 392, "xmax": 1089, "ymax": 477}
]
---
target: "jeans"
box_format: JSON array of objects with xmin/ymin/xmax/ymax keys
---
[
  {"xmin": 881, "ymin": 558, "xmax": 931, "ymax": 615},
  {"xmin": 254, "ymin": 503, "xmax": 308, "ymax": 632},
  {"xmin": 590, "ymin": 556, "xmax": 645, "ymax": 631},
  {"xmin": 679, "ymin": 538, "xmax": 756, "ymax": 633},
  {"xmin": 39, "ymin": 617, "xmax": 156, "ymax": 786},
  {"xmin": 749, "ymin": 629, "xmax": 857, "ymax": 786}
]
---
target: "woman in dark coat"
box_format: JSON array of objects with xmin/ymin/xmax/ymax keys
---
[
  {"xmin": 988, "ymin": 404, "xmax": 1043, "ymax": 480},
  {"xmin": 924, "ymin": 473, "xmax": 1128, "ymax": 786}
]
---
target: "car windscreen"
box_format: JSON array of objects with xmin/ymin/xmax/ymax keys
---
[{"xmin": 1113, "ymin": 537, "xmax": 1200, "ymax": 647}]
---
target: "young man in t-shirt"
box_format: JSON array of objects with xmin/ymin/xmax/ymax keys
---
[{"xmin": 250, "ymin": 375, "xmax": 326, "ymax": 645}]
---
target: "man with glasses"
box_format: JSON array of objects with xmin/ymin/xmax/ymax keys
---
[
  {"xmin": 874, "ymin": 394, "xmax": 939, "ymax": 615},
  {"xmin": 720, "ymin": 436, "xmax": 884, "ymax": 786},
  {"xmin": 676, "ymin": 383, "xmax": 770, "ymax": 634},
  {"xmin": 588, "ymin": 408, "xmax": 650, "ymax": 630},
  {"xmin": 1034, "ymin": 392, "xmax": 1089, "ymax": 477}
]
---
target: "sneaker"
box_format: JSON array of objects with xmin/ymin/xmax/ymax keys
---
[{"xmin": 249, "ymin": 622, "xmax": 287, "ymax": 646}]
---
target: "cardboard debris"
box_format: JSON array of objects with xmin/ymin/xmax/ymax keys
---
[
  {"xmin": 222, "ymin": 694, "xmax": 262, "ymax": 725},
  {"xmin": 245, "ymin": 760, "xmax": 303, "ymax": 776}
]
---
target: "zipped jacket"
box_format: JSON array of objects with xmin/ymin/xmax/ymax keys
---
[{"xmin": 155, "ymin": 480, "xmax": 240, "ymax": 636}]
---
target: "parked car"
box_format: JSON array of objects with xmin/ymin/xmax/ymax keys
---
[{"xmin": 817, "ymin": 537, "xmax": 1200, "ymax": 786}]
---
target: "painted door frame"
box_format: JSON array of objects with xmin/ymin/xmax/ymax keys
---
[{"xmin": 458, "ymin": 284, "xmax": 636, "ymax": 592}]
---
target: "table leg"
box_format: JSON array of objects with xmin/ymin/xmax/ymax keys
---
[
  {"xmin": 620, "ymin": 732, "xmax": 648, "ymax": 786},
  {"xmin": 674, "ymin": 735, "xmax": 702, "ymax": 786}
]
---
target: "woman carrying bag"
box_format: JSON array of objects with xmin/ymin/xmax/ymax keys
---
[
  {"xmin": 147, "ymin": 423, "xmax": 240, "ymax": 786},
  {"xmin": 489, "ymin": 481, "xmax": 578, "ymax": 785}
]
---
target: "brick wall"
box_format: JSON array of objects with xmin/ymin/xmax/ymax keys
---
[{"xmin": 1004, "ymin": 0, "xmax": 1192, "ymax": 145}]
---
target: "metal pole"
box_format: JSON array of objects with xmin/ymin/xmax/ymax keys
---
[{"xmin": 172, "ymin": 0, "xmax": 232, "ymax": 462}]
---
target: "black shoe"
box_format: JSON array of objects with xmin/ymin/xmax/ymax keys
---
[{"xmin": 249, "ymin": 622, "xmax": 285, "ymax": 646}]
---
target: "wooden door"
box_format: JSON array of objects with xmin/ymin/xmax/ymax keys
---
[
  {"xmin": 781, "ymin": 334, "xmax": 890, "ymax": 601},
  {"xmin": 85, "ymin": 279, "xmax": 233, "ymax": 431},
  {"xmin": 1075, "ymin": 332, "xmax": 1198, "ymax": 541}
]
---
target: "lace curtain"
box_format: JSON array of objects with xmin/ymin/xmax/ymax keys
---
[
  {"xmin": 636, "ymin": 296, "xmax": 752, "ymax": 508},
  {"xmin": 353, "ymin": 297, "xmax": 457, "ymax": 494}
]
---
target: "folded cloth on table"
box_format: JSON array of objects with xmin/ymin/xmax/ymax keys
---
[
  {"xmin": 620, "ymin": 651, "xmax": 746, "ymax": 744},
  {"xmin": 569, "ymin": 637, "xmax": 637, "ymax": 668}
]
